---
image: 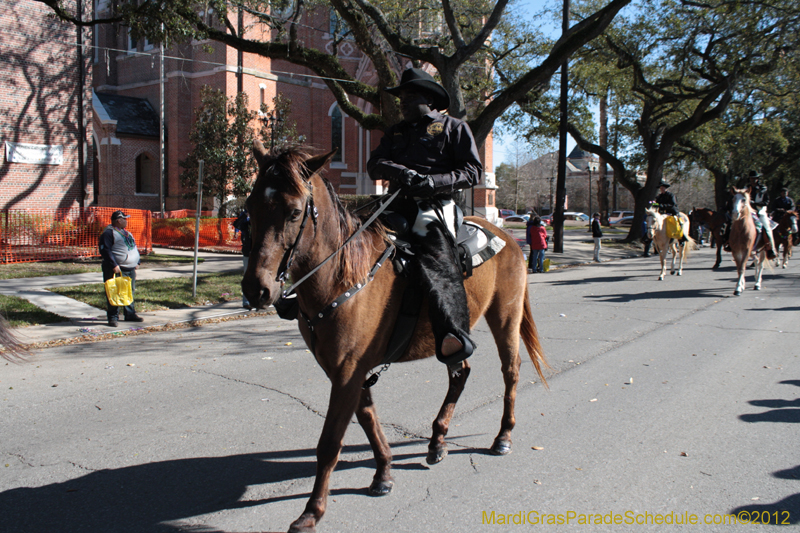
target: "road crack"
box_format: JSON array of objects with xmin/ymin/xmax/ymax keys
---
[{"xmin": 193, "ymin": 369, "xmax": 325, "ymax": 418}]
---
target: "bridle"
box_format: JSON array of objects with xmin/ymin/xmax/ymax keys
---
[{"xmin": 268, "ymin": 162, "xmax": 400, "ymax": 302}]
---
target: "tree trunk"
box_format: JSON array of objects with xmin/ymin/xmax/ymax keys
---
[{"xmin": 598, "ymin": 94, "xmax": 609, "ymax": 223}]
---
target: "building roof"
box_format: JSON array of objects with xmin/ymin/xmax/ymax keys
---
[
  {"xmin": 567, "ymin": 146, "xmax": 589, "ymax": 160},
  {"xmin": 95, "ymin": 92, "xmax": 160, "ymax": 138}
]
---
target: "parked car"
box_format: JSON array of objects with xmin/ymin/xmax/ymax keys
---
[
  {"xmin": 540, "ymin": 214, "xmax": 553, "ymax": 225},
  {"xmin": 611, "ymin": 216, "xmax": 635, "ymax": 226},
  {"xmin": 609, "ymin": 210, "xmax": 634, "ymax": 223},
  {"xmin": 564, "ymin": 212, "xmax": 590, "ymax": 221},
  {"xmin": 504, "ymin": 214, "xmax": 530, "ymax": 224},
  {"xmin": 499, "ymin": 209, "xmax": 517, "ymax": 219}
]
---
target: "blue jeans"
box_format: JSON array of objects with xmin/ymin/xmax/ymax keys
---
[
  {"xmin": 529, "ymin": 249, "xmax": 546, "ymax": 272},
  {"xmin": 102, "ymin": 264, "xmax": 137, "ymax": 320}
]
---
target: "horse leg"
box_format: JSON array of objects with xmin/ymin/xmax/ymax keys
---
[
  {"xmin": 355, "ymin": 388, "xmax": 394, "ymax": 496},
  {"xmin": 734, "ymin": 255, "xmax": 746, "ymax": 296},
  {"xmin": 482, "ymin": 304, "xmax": 525, "ymax": 456},
  {"xmin": 658, "ymin": 250, "xmax": 667, "ymax": 280},
  {"xmin": 670, "ymin": 243, "xmax": 677, "ymax": 275},
  {"xmin": 677, "ymin": 243, "xmax": 685, "ymax": 276},
  {"xmin": 713, "ymin": 239, "xmax": 722, "ymax": 269},
  {"xmin": 289, "ymin": 378, "xmax": 363, "ymax": 533},
  {"xmin": 754, "ymin": 252, "xmax": 765, "ymax": 290},
  {"xmin": 426, "ymin": 360, "xmax": 471, "ymax": 464}
]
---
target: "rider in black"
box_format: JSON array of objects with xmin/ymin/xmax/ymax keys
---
[
  {"xmin": 367, "ymin": 67, "xmax": 483, "ymax": 368},
  {"xmin": 654, "ymin": 181, "xmax": 679, "ymax": 216},
  {"xmin": 771, "ymin": 187, "xmax": 795, "ymax": 220}
]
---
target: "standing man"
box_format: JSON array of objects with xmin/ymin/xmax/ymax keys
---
[
  {"xmin": 747, "ymin": 171, "xmax": 777, "ymax": 259},
  {"xmin": 367, "ymin": 67, "xmax": 483, "ymax": 368},
  {"xmin": 98, "ymin": 211, "xmax": 143, "ymax": 327},
  {"xmin": 591, "ymin": 212, "xmax": 603, "ymax": 263},
  {"xmin": 233, "ymin": 208, "xmax": 253, "ymax": 309}
]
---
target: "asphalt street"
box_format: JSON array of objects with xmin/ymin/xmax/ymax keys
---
[{"xmin": 1, "ymin": 248, "xmax": 798, "ymax": 532}]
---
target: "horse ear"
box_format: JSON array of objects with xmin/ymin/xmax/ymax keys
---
[
  {"xmin": 304, "ymin": 149, "xmax": 337, "ymax": 176},
  {"xmin": 253, "ymin": 140, "xmax": 268, "ymax": 166}
]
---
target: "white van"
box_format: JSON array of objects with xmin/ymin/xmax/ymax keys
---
[{"xmin": 609, "ymin": 211, "xmax": 634, "ymax": 223}]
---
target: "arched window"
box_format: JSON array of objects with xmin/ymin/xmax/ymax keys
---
[
  {"xmin": 135, "ymin": 153, "xmax": 157, "ymax": 194},
  {"xmin": 330, "ymin": 105, "xmax": 343, "ymax": 163}
]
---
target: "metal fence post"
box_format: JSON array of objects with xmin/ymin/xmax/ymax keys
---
[{"xmin": 192, "ymin": 161, "xmax": 204, "ymax": 298}]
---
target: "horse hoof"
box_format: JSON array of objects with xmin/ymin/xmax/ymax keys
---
[
  {"xmin": 490, "ymin": 438, "xmax": 512, "ymax": 456},
  {"xmin": 733, "ymin": 290, "xmax": 741, "ymax": 296},
  {"xmin": 289, "ymin": 515, "xmax": 317, "ymax": 533},
  {"xmin": 369, "ymin": 479, "xmax": 394, "ymax": 496},
  {"xmin": 671, "ymin": 271, "xmax": 676, "ymax": 275},
  {"xmin": 426, "ymin": 445, "xmax": 448, "ymax": 465},
  {"xmin": 677, "ymin": 272, "xmax": 682, "ymax": 276},
  {"xmin": 754, "ymin": 286, "xmax": 761, "ymax": 291}
]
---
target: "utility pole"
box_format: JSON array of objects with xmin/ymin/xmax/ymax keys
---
[{"xmin": 553, "ymin": 0, "xmax": 570, "ymax": 253}]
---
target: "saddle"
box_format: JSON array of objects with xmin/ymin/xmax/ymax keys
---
[{"xmin": 388, "ymin": 216, "xmax": 507, "ymax": 278}]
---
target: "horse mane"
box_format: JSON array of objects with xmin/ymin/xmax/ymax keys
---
[
  {"xmin": 321, "ymin": 179, "xmax": 390, "ymax": 288},
  {"xmin": 645, "ymin": 207, "xmax": 662, "ymax": 228}
]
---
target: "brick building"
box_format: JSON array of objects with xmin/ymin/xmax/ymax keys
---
[
  {"xmin": 1, "ymin": 0, "xmax": 93, "ymax": 211},
  {"xmin": 3, "ymin": 1, "xmax": 496, "ymax": 217}
]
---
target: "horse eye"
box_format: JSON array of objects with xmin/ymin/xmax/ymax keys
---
[{"xmin": 290, "ymin": 209, "xmax": 303, "ymax": 221}]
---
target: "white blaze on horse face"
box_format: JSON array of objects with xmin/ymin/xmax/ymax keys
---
[
  {"xmin": 732, "ymin": 194, "xmax": 747, "ymax": 220},
  {"xmin": 264, "ymin": 187, "xmax": 277, "ymax": 201}
]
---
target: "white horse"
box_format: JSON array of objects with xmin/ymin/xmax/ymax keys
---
[
  {"xmin": 730, "ymin": 189, "xmax": 767, "ymax": 295},
  {"xmin": 646, "ymin": 208, "xmax": 696, "ymax": 280}
]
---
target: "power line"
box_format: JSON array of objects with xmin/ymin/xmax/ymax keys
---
[{"xmin": 1, "ymin": 27, "xmax": 360, "ymax": 85}]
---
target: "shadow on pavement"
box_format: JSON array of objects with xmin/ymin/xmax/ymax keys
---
[
  {"xmin": 730, "ymin": 383, "xmax": 800, "ymax": 524},
  {"xmin": 583, "ymin": 287, "xmax": 727, "ymax": 303},
  {"xmin": 0, "ymin": 440, "xmax": 426, "ymax": 533}
]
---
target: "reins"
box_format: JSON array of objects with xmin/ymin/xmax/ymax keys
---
[{"xmin": 276, "ymin": 188, "xmax": 400, "ymax": 300}]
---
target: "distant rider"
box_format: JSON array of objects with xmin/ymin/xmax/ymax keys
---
[{"xmin": 747, "ymin": 171, "xmax": 777, "ymax": 260}]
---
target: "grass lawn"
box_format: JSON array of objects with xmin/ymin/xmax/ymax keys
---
[
  {"xmin": 0, "ymin": 254, "xmax": 204, "ymax": 280},
  {"xmin": 47, "ymin": 272, "xmax": 244, "ymax": 314},
  {"xmin": 0, "ymin": 294, "xmax": 67, "ymax": 328}
]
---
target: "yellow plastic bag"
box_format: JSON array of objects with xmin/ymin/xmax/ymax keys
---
[
  {"xmin": 664, "ymin": 215, "xmax": 684, "ymax": 240},
  {"xmin": 105, "ymin": 274, "xmax": 133, "ymax": 307},
  {"xmin": 543, "ymin": 258, "xmax": 551, "ymax": 272}
]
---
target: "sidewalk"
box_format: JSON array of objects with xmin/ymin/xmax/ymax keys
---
[{"xmin": 3, "ymin": 235, "xmax": 643, "ymax": 348}]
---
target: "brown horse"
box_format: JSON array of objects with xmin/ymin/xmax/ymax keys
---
[
  {"xmin": 772, "ymin": 210, "xmax": 798, "ymax": 268},
  {"xmin": 241, "ymin": 142, "xmax": 548, "ymax": 533},
  {"xmin": 689, "ymin": 207, "xmax": 726, "ymax": 269},
  {"xmin": 729, "ymin": 189, "xmax": 767, "ymax": 295}
]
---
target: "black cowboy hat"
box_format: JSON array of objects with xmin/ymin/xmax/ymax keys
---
[
  {"xmin": 385, "ymin": 68, "xmax": 450, "ymax": 111},
  {"xmin": 659, "ymin": 181, "xmax": 670, "ymax": 188},
  {"xmin": 111, "ymin": 210, "xmax": 130, "ymax": 220},
  {"xmin": 748, "ymin": 170, "xmax": 761, "ymax": 179}
]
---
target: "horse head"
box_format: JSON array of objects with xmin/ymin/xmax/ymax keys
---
[
  {"xmin": 731, "ymin": 188, "xmax": 750, "ymax": 221},
  {"xmin": 645, "ymin": 207, "xmax": 661, "ymax": 240},
  {"xmin": 242, "ymin": 140, "xmax": 336, "ymax": 309}
]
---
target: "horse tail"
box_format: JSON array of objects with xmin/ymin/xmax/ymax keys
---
[
  {"xmin": 520, "ymin": 284, "xmax": 549, "ymax": 388},
  {"xmin": 0, "ymin": 313, "xmax": 27, "ymax": 362}
]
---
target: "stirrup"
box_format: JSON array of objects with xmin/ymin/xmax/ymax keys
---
[{"xmin": 437, "ymin": 333, "xmax": 475, "ymax": 366}]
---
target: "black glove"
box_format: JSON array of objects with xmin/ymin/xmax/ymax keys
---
[{"xmin": 399, "ymin": 169, "xmax": 435, "ymax": 198}]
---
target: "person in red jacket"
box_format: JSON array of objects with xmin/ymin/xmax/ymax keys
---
[{"xmin": 526, "ymin": 216, "xmax": 548, "ymax": 273}]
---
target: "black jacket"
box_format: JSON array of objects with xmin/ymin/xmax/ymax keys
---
[
  {"xmin": 367, "ymin": 110, "xmax": 482, "ymax": 198},
  {"xmin": 591, "ymin": 218, "xmax": 603, "ymax": 238}
]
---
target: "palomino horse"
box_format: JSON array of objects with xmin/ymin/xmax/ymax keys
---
[
  {"xmin": 646, "ymin": 208, "xmax": 696, "ymax": 280},
  {"xmin": 241, "ymin": 143, "xmax": 548, "ymax": 533},
  {"xmin": 689, "ymin": 207, "xmax": 726, "ymax": 269},
  {"xmin": 772, "ymin": 210, "xmax": 798, "ymax": 269},
  {"xmin": 729, "ymin": 189, "xmax": 767, "ymax": 295}
]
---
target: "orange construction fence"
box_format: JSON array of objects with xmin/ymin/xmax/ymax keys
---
[
  {"xmin": 151, "ymin": 217, "xmax": 241, "ymax": 252},
  {"xmin": 0, "ymin": 207, "xmax": 152, "ymax": 264}
]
